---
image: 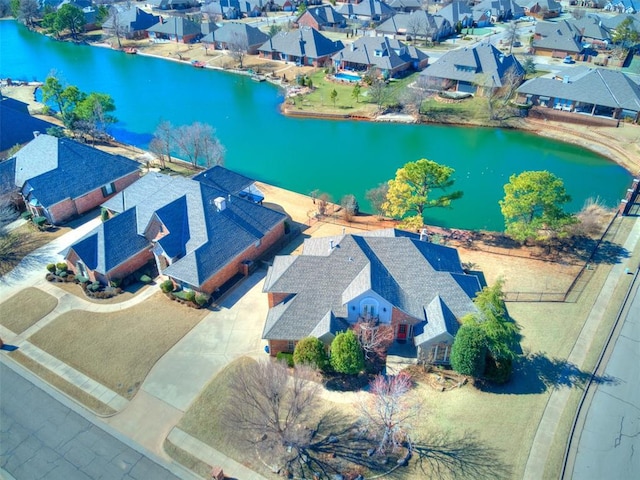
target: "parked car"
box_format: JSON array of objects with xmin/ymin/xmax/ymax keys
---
[{"xmin": 563, "ymin": 56, "xmax": 575, "ymax": 64}]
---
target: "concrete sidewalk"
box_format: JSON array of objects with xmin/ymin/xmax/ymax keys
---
[{"xmin": 523, "ymin": 215, "xmax": 640, "ymax": 479}]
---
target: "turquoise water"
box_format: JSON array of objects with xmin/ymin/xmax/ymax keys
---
[
  {"xmin": 334, "ymin": 72, "xmax": 361, "ymax": 82},
  {"xmin": 0, "ymin": 21, "xmax": 632, "ymax": 230}
]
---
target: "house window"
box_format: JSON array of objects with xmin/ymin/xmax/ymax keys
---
[
  {"xmin": 374, "ymin": 49, "xmax": 383, "ymax": 57},
  {"xmin": 76, "ymin": 261, "xmax": 87, "ymax": 278},
  {"xmin": 429, "ymin": 344, "xmax": 450, "ymax": 364},
  {"xmin": 101, "ymin": 182, "xmax": 116, "ymax": 197},
  {"xmin": 287, "ymin": 340, "xmax": 296, "ymax": 352}
]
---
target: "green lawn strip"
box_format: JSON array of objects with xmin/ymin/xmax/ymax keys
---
[
  {"xmin": 27, "ymin": 293, "xmax": 206, "ymax": 399},
  {"xmin": 0, "ymin": 287, "xmax": 58, "ymax": 334},
  {"xmin": 163, "ymin": 440, "xmax": 213, "ymax": 479},
  {"xmin": 8, "ymin": 350, "xmax": 116, "ymax": 416}
]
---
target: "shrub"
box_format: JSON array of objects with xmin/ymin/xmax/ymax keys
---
[
  {"xmin": 140, "ymin": 274, "xmax": 152, "ymax": 284},
  {"xmin": 276, "ymin": 352, "xmax": 294, "ymax": 368},
  {"xmin": 33, "ymin": 216, "xmax": 47, "ymax": 227},
  {"xmin": 46, "ymin": 263, "xmax": 56, "ymax": 273},
  {"xmin": 21, "ymin": 211, "xmax": 33, "ymax": 220},
  {"xmin": 330, "ymin": 330, "xmax": 365, "ymax": 375},
  {"xmin": 110, "ymin": 278, "xmax": 122, "ymax": 288},
  {"xmin": 450, "ymin": 324, "xmax": 488, "ymax": 378},
  {"xmin": 484, "ymin": 356, "xmax": 513, "ymax": 384},
  {"xmin": 88, "ymin": 282, "xmax": 101, "ymax": 292},
  {"xmin": 185, "ymin": 290, "xmax": 196, "ymax": 302},
  {"xmin": 195, "ymin": 293, "xmax": 210, "ymax": 306},
  {"xmin": 56, "ymin": 262, "xmax": 68, "ymax": 272},
  {"xmin": 160, "ymin": 279, "xmax": 174, "ymax": 293},
  {"xmin": 76, "ymin": 275, "xmax": 89, "ymax": 284},
  {"xmin": 58, "ymin": 270, "xmax": 68, "ymax": 278},
  {"xmin": 100, "ymin": 208, "xmax": 109, "ymax": 223},
  {"xmin": 293, "ymin": 337, "xmax": 328, "ymax": 370}
]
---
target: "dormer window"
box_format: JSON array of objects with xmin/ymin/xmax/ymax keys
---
[{"xmin": 374, "ymin": 49, "xmax": 383, "ymax": 57}]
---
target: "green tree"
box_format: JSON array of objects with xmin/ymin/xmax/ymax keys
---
[
  {"xmin": 293, "ymin": 337, "xmax": 328, "ymax": 370},
  {"xmin": 382, "ymin": 158, "xmax": 463, "ymax": 230},
  {"xmin": 499, "ymin": 170, "xmax": 576, "ymax": 244},
  {"xmin": 18, "ymin": 0, "xmax": 40, "ymax": 27},
  {"xmin": 74, "ymin": 92, "xmax": 117, "ymax": 139},
  {"xmin": 521, "ymin": 57, "xmax": 537, "ymax": 78},
  {"xmin": 41, "ymin": 75, "xmax": 85, "ymax": 127},
  {"xmin": 9, "ymin": 0, "xmax": 18, "ymax": 17},
  {"xmin": 296, "ymin": 2, "xmax": 307, "ymax": 15},
  {"xmin": 351, "ymin": 83, "xmax": 361, "ymax": 103},
  {"xmin": 450, "ymin": 324, "xmax": 487, "ymax": 378},
  {"xmin": 611, "ymin": 17, "xmax": 640, "ymax": 50},
  {"xmin": 54, "ymin": 4, "xmax": 86, "ymax": 40},
  {"xmin": 268, "ymin": 24, "xmax": 282, "ymax": 37},
  {"xmin": 330, "ymin": 330, "xmax": 365, "ymax": 375},
  {"xmin": 330, "ymin": 88, "xmax": 338, "ymax": 108}
]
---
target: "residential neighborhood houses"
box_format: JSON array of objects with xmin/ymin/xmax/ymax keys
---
[{"xmin": 2, "ymin": 0, "xmax": 640, "ymax": 479}]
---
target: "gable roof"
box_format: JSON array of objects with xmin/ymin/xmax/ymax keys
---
[
  {"xmin": 413, "ymin": 295, "xmax": 460, "ymax": 347},
  {"xmin": 568, "ymin": 15, "xmax": 612, "ymax": 41},
  {"xmin": 337, "ymin": 0, "xmax": 395, "ymax": 18},
  {"xmin": 474, "ymin": 0, "xmax": 524, "ymax": 18},
  {"xmin": 103, "ymin": 6, "xmax": 159, "ymax": 32},
  {"xmin": 297, "ymin": 5, "xmax": 346, "ymax": 26},
  {"xmin": 386, "ymin": 0, "xmax": 423, "ymax": 10},
  {"xmin": 193, "ymin": 165, "xmax": 254, "ymax": 194},
  {"xmin": 99, "ymin": 171, "xmax": 285, "ymax": 288},
  {"xmin": 517, "ymin": 67, "xmax": 640, "ymax": 112},
  {"xmin": 11, "ymin": 134, "xmax": 140, "ymax": 209},
  {"xmin": 376, "ymin": 10, "xmax": 451, "ymax": 37},
  {"xmin": 147, "ymin": 16, "xmax": 201, "ymax": 36},
  {"xmin": 209, "ymin": 22, "xmax": 269, "ymax": 46},
  {"xmin": 420, "ymin": 42, "xmax": 524, "ymax": 88},
  {"xmin": 332, "ymin": 36, "xmax": 428, "ymax": 71},
  {"xmin": 258, "ymin": 27, "xmax": 345, "ymax": 59},
  {"xmin": 438, "ymin": 1, "xmax": 474, "ymax": 25},
  {"xmin": 263, "ymin": 230, "xmax": 480, "ymax": 341}
]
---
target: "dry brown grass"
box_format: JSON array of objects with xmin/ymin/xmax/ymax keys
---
[
  {"xmin": 27, "ymin": 293, "xmax": 207, "ymax": 399},
  {"xmin": 0, "ymin": 287, "xmax": 58, "ymax": 334},
  {"xmin": 8, "ymin": 351, "xmax": 116, "ymax": 416}
]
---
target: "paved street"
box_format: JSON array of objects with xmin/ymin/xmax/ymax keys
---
[
  {"xmin": 0, "ymin": 362, "xmax": 182, "ymax": 480},
  {"xmin": 571, "ymin": 279, "xmax": 640, "ymax": 479}
]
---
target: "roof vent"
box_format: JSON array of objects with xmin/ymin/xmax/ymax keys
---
[
  {"xmin": 33, "ymin": 131, "xmax": 40, "ymax": 138},
  {"xmin": 329, "ymin": 239, "xmax": 334, "ymax": 252},
  {"xmin": 214, "ymin": 196, "xmax": 226, "ymax": 212},
  {"xmin": 563, "ymin": 75, "xmax": 570, "ymax": 84}
]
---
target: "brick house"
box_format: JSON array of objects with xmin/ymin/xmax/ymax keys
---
[
  {"xmin": 0, "ymin": 134, "xmax": 140, "ymax": 225},
  {"xmin": 262, "ymin": 230, "xmax": 482, "ymax": 364},
  {"xmin": 295, "ymin": 5, "xmax": 347, "ymax": 30},
  {"xmin": 258, "ymin": 27, "xmax": 345, "ymax": 67},
  {"xmin": 65, "ymin": 168, "xmax": 286, "ymax": 293},
  {"xmin": 147, "ymin": 16, "xmax": 202, "ymax": 44}
]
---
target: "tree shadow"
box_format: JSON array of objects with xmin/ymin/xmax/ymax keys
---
[
  {"xmin": 480, "ymin": 351, "xmax": 618, "ymax": 395},
  {"xmin": 412, "ymin": 430, "xmax": 512, "ymax": 479}
]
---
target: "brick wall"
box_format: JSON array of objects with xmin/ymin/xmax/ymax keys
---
[
  {"xmin": 194, "ymin": 221, "xmax": 286, "ymax": 294},
  {"xmin": 66, "ymin": 247, "xmax": 153, "ymax": 285},
  {"xmin": 297, "ymin": 13, "xmax": 320, "ymax": 30},
  {"xmin": 268, "ymin": 292, "xmax": 289, "ymax": 308},
  {"xmin": 268, "ymin": 339, "xmax": 296, "ymax": 357},
  {"xmin": 49, "ymin": 199, "xmax": 79, "ymax": 225}
]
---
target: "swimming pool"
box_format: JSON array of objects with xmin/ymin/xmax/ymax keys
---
[{"xmin": 334, "ymin": 72, "xmax": 361, "ymax": 82}]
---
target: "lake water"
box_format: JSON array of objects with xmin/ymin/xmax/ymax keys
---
[{"xmin": 0, "ymin": 20, "xmax": 632, "ymax": 230}]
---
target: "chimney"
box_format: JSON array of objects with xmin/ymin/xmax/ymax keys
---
[
  {"xmin": 214, "ymin": 196, "xmax": 226, "ymax": 211},
  {"xmin": 420, "ymin": 228, "xmax": 428, "ymax": 241}
]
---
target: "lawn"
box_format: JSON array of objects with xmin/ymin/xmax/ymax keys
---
[
  {"xmin": 27, "ymin": 293, "xmax": 207, "ymax": 399},
  {"xmin": 0, "ymin": 287, "xmax": 58, "ymax": 334}
]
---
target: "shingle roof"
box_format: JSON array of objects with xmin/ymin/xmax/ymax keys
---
[
  {"xmin": 420, "ymin": 42, "xmax": 524, "ymax": 88},
  {"xmin": 258, "ymin": 27, "xmax": 345, "ymax": 59},
  {"xmin": 263, "ymin": 230, "xmax": 480, "ymax": 342},
  {"xmin": 69, "ymin": 208, "xmax": 149, "ymax": 274},
  {"xmin": 517, "ymin": 67, "xmax": 640, "ymax": 112},
  {"xmin": 337, "ymin": 0, "xmax": 395, "ymax": 18},
  {"xmin": 332, "ymin": 36, "xmax": 428, "ymax": 71},
  {"xmin": 298, "ymin": 5, "xmax": 346, "ymax": 26},
  {"xmin": 438, "ymin": 1, "xmax": 474, "ymax": 26},
  {"xmin": 413, "ymin": 295, "xmax": 460, "ymax": 347},
  {"xmin": 193, "ymin": 165, "xmax": 254, "ymax": 194},
  {"xmin": 12, "ymin": 134, "xmax": 140, "ymax": 209},
  {"xmin": 99, "ymin": 171, "xmax": 285, "ymax": 288},
  {"xmin": 211, "ymin": 22, "xmax": 269, "ymax": 47},
  {"xmin": 533, "ymin": 20, "xmax": 583, "ymax": 53},
  {"xmin": 568, "ymin": 16, "xmax": 611, "ymax": 41},
  {"xmin": 376, "ymin": 11, "xmax": 451, "ymax": 38},
  {"xmin": 103, "ymin": 6, "xmax": 159, "ymax": 32},
  {"xmin": 0, "ymin": 100, "xmax": 55, "ymax": 154},
  {"xmin": 147, "ymin": 17, "xmax": 201, "ymax": 37},
  {"xmin": 0, "ymin": 158, "xmax": 16, "ymax": 197}
]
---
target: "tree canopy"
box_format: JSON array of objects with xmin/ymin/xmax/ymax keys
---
[
  {"xmin": 382, "ymin": 158, "xmax": 462, "ymax": 230},
  {"xmin": 42, "ymin": 3, "xmax": 85, "ymax": 39},
  {"xmin": 611, "ymin": 17, "xmax": 640, "ymax": 49},
  {"xmin": 499, "ymin": 170, "xmax": 576, "ymax": 243},
  {"xmin": 330, "ymin": 330, "xmax": 365, "ymax": 375}
]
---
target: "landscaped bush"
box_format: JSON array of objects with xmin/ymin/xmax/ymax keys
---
[
  {"xmin": 195, "ymin": 293, "xmax": 210, "ymax": 307},
  {"xmin": 46, "ymin": 263, "xmax": 56, "ymax": 273},
  {"xmin": 110, "ymin": 278, "xmax": 122, "ymax": 288},
  {"xmin": 76, "ymin": 275, "xmax": 89, "ymax": 284},
  {"xmin": 139, "ymin": 274, "xmax": 152, "ymax": 284},
  {"xmin": 21, "ymin": 211, "xmax": 33, "ymax": 220},
  {"xmin": 33, "ymin": 216, "xmax": 47, "ymax": 227},
  {"xmin": 58, "ymin": 270, "xmax": 68, "ymax": 278},
  {"xmin": 185, "ymin": 290, "xmax": 196, "ymax": 302},
  {"xmin": 160, "ymin": 279, "xmax": 174, "ymax": 293},
  {"xmin": 88, "ymin": 282, "xmax": 101, "ymax": 292},
  {"xmin": 276, "ymin": 352, "xmax": 294, "ymax": 368},
  {"xmin": 56, "ymin": 262, "xmax": 68, "ymax": 271}
]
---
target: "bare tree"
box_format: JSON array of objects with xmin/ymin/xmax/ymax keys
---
[
  {"xmin": 400, "ymin": 75, "xmax": 433, "ymax": 115},
  {"xmin": 407, "ymin": 15, "xmax": 428, "ymax": 45},
  {"xmin": 366, "ymin": 183, "xmax": 389, "ymax": 219},
  {"xmin": 353, "ymin": 319, "xmax": 394, "ymax": 362},
  {"xmin": 340, "ymin": 194, "xmax": 359, "ymax": 221},
  {"xmin": 367, "ymin": 78, "xmax": 389, "ymax": 113},
  {"xmin": 228, "ymin": 32, "xmax": 249, "ymax": 69},
  {"xmin": 571, "ymin": 8, "xmax": 586, "ymax": 20},
  {"xmin": 148, "ymin": 137, "xmax": 167, "ymax": 169},
  {"xmin": 316, "ymin": 193, "xmax": 330, "ymax": 216},
  {"xmin": 359, "ymin": 372, "xmax": 420, "ymax": 454},
  {"xmin": 152, "ymin": 120, "xmax": 174, "ymax": 165},
  {"xmin": 106, "ymin": 5, "xmax": 127, "ymax": 49},
  {"xmin": 504, "ymin": 21, "xmax": 520, "ymax": 55},
  {"xmin": 0, "ymin": 200, "xmax": 21, "ymax": 276},
  {"xmin": 174, "ymin": 122, "xmax": 224, "ymax": 168},
  {"xmin": 499, "ymin": 64, "xmax": 523, "ymax": 105},
  {"xmin": 225, "ymin": 359, "xmax": 321, "ymax": 473},
  {"xmin": 18, "ymin": 0, "xmax": 40, "ymax": 28}
]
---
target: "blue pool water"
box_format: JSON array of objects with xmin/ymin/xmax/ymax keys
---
[{"xmin": 334, "ymin": 72, "xmax": 361, "ymax": 82}]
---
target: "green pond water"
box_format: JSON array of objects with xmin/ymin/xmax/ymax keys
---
[{"xmin": 1, "ymin": 20, "xmax": 632, "ymax": 230}]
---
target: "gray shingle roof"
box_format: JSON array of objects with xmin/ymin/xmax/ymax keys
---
[
  {"xmin": 420, "ymin": 42, "xmax": 524, "ymax": 88},
  {"xmin": 332, "ymin": 36, "xmax": 428, "ymax": 71},
  {"xmin": 568, "ymin": 16, "xmax": 611, "ymax": 41},
  {"xmin": 258, "ymin": 27, "xmax": 345, "ymax": 59},
  {"xmin": 438, "ymin": 1, "xmax": 473, "ymax": 26},
  {"xmin": 103, "ymin": 6, "xmax": 159, "ymax": 32},
  {"xmin": 413, "ymin": 295, "xmax": 460, "ymax": 347},
  {"xmin": 0, "ymin": 158, "xmax": 16, "ymax": 197},
  {"xmin": 98, "ymin": 171, "xmax": 285, "ymax": 288},
  {"xmin": 376, "ymin": 11, "xmax": 451, "ymax": 38},
  {"xmin": 210, "ymin": 22, "xmax": 269, "ymax": 47},
  {"xmin": 533, "ymin": 20, "xmax": 583, "ymax": 53},
  {"xmin": 13, "ymin": 134, "xmax": 140, "ymax": 209},
  {"xmin": 298, "ymin": 5, "xmax": 346, "ymax": 26},
  {"xmin": 69, "ymin": 208, "xmax": 150, "ymax": 274},
  {"xmin": 517, "ymin": 67, "xmax": 640, "ymax": 112},
  {"xmin": 193, "ymin": 165, "xmax": 254, "ymax": 194},
  {"xmin": 337, "ymin": 0, "xmax": 395, "ymax": 18},
  {"xmin": 0, "ymin": 101, "xmax": 55, "ymax": 154},
  {"xmin": 263, "ymin": 230, "xmax": 480, "ymax": 342},
  {"xmin": 147, "ymin": 17, "xmax": 201, "ymax": 37}
]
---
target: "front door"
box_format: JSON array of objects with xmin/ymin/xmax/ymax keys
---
[{"xmin": 397, "ymin": 324, "xmax": 407, "ymax": 341}]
